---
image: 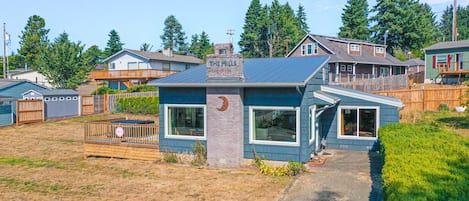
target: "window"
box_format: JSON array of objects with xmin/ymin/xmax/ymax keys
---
[
  {"xmin": 340, "ymin": 65, "xmax": 346, "ymax": 72},
  {"xmin": 163, "ymin": 63, "xmax": 171, "ymax": 71},
  {"xmin": 72, "ymin": 96, "xmax": 78, "ymax": 100},
  {"xmin": 307, "ymin": 44, "xmax": 313, "ymax": 55},
  {"xmin": 313, "ymin": 43, "xmax": 319, "ymax": 55},
  {"xmin": 301, "ymin": 45, "xmax": 306, "ymax": 56},
  {"xmin": 165, "ymin": 104, "xmax": 206, "ymax": 140},
  {"xmin": 375, "ymin": 47, "xmax": 385, "ymax": 54},
  {"xmin": 59, "ymin": 97, "xmax": 65, "ymax": 101},
  {"xmin": 128, "ymin": 62, "xmax": 138, "ymax": 69},
  {"xmin": 66, "ymin": 96, "xmax": 72, "ymax": 101},
  {"xmin": 52, "ymin": 97, "xmax": 58, "ymax": 101},
  {"xmin": 347, "ymin": 65, "xmax": 353, "ymax": 72},
  {"xmin": 109, "ymin": 63, "xmax": 116, "ymax": 70},
  {"xmin": 44, "ymin": 97, "xmax": 50, "ymax": 102},
  {"xmin": 219, "ymin": 49, "xmax": 227, "ymax": 55},
  {"xmin": 138, "ymin": 62, "xmax": 149, "ymax": 69},
  {"xmin": 350, "ymin": 44, "xmax": 360, "ymax": 52},
  {"xmin": 338, "ymin": 107, "xmax": 379, "ymax": 138},
  {"xmin": 249, "ymin": 106, "xmax": 300, "ymax": 146}
]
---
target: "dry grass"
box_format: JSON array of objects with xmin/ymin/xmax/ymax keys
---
[{"xmin": 0, "ymin": 114, "xmax": 291, "ymax": 201}]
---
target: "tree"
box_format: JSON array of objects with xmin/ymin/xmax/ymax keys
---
[
  {"xmin": 82, "ymin": 45, "xmax": 104, "ymax": 69},
  {"xmin": 439, "ymin": 5, "xmax": 469, "ymax": 41},
  {"xmin": 18, "ymin": 15, "xmax": 50, "ymax": 70},
  {"xmin": 36, "ymin": 32, "xmax": 90, "ymax": 89},
  {"xmin": 239, "ymin": 0, "xmax": 264, "ymax": 58},
  {"xmin": 296, "ymin": 4, "xmax": 309, "ymax": 34},
  {"xmin": 140, "ymin": 43, "xmax": 153, "ymax": 51},
  {"xmin": 189, "ymin": 31, "xmax": 213, "ymax": 60},
  {"xmin": 160, "ymin": 15, "xmax": 188, "ymax": 55},
  {"xmin": 338, "ymin": 0, "xmax": 369, "ymax": 40},
  {"xmin": 103, "ymin": 29, "xmax": 124, "ymax": 58}
]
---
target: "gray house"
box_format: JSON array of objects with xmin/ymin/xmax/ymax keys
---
[
  {"xmin": 149, "ymin": 44, "xmax": 403, "ymax": 166},
  {"xmin": 22, "ymin": 89, "xmax": 80, "ymax": 119}
]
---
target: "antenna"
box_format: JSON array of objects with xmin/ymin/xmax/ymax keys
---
[{"xmin": 227, "ymin": 29, "xmax": 235, "ymax": 43}]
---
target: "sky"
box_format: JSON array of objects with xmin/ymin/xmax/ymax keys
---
[{"xmin": 0, "ymin": 0, "xmax": 468, "ymax": 56}]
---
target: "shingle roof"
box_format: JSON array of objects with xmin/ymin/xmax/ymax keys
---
[
  {"xmin": 424, "ymin": 40, "xmax": 469, "ymax": 51},
  {"xmin": 403, "ymin": 58, "xmax": 424, "ymax": 66},
  {"xmin": 149, "ymin": 56, "xmax": 330, "ymax": 87},
  {"xmin": 104, "ymin": 49, "xmax": 202, "ymax": 64},
  {"xmin": 37, "ymin": 89, "xmax": 79, "ymax": 96},
  {"xmin": 308, "ymin": 34, "xmax": 405, "ymax": 66}
]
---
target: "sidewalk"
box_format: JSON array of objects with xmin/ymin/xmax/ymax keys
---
[{"xmin": 281, "ymin": 150, "xmax": 383, "ymax": 201}]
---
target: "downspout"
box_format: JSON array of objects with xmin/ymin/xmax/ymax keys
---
[{"xmin": 295, "ymin": 85, "xmax": 303, "ymax": 96}]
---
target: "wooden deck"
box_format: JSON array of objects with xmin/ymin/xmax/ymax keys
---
[
  {"xmin": 84, "ymin": 121, "xmax": 160, "ymax": 161},
  {"xmin": 437, "ymin": 63, "xmax": 469, "ymax": 75},
  {"xmin": 90, "ymin": 69, "xmax": 178, "ymax": 80}
]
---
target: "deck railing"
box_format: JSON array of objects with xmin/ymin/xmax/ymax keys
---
[
  {"xmin": 84, "ymin": 121, "xmax": 159, "ymax": 148},
  {"xmin": 90, "ymin": 69, "xmax": 178, "ymax": 80},
  {"xmin": 437, "ymin": 61, "xmax": 469, "ymax": 75}
]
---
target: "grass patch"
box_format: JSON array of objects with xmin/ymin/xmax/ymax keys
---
[
  {"xmin": 0, "ymin": 157, "xmax": 63, "ymax": 168},
  {"xmin": 380, "ymin": 122, "xmax": 469, "ymax": 200},
  {"xmin": 0, "ymin": 177, "xmax": 70, "ymax": 194},
  {"xmin": 38, "ymin": 138, "xmax": 80, "ymax": 144}
]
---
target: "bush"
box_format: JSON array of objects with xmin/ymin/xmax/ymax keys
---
[
  {"xmin": 116, "ymin": 96, "xmax": 159, "ymax": 114},
  {"xmin": 191, "ymin": 141, "xmax": 207, "ymax": 166},
  {"xmin": 163, "ymin": 152, "xmax": 179, "ymax": 163},
  {"xmin": 380, "ymin": 123, "xmax": 469, "ymax": 201},
  {"xmin": 91, "ymin": 86, "xmax": 116, "ymax": 95},
  {"xmin": 253, "ymin": 150, "xmax": 306, "ymax": 176},
  {"xmin": 125, "ymin": 85, "xmax": 157, "ymax": 93},
  {"xmin": 438, "ymin": 103, "xmax": 450, "ymax": 111}
]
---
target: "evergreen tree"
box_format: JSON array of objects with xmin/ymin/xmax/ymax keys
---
[
  {"xmin": 18, "ymin": 15, "xmax": 50, "ymax": 70},
  {"xmin": 140, "ymin": 43, "xmax": 153, "ymax": 51},
  {"xmin": 189, "ymin": 34, "xmax": 200, "ymax": 57},
  {"xmin": 82, "ymin": 45, "xmax": 104, "ymax": 69},
  {"xmin": 338, "ymin": 0, "xmax": 369, "ymax": 40},
  {"xmin": 189, "ymin": 31, "xmax": 213, "ymax": 61},
  {"xmin": 36, "ymin": 32, "xmax": 90, "ymax": 89},
  {"xmin": 160, "ymin": 15, "xmax": 188, "ymax": 55},
  {"xmin": 439, "ymin": 5, "xmax": 469, "ymax": 41},
  {"xmin": 239, "ymin": 0, "xmax": 264, "ymax": 58},
  {"xmin": 103, "ymin": 29, "xmax": 124, "ymax": 58},
  {"xmin": 296, "ymin": 4, "xmax": 309, "ymax": 34}
]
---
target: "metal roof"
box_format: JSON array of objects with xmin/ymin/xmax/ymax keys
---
[
  {"xmin": 37, "ymin": 89, "xmax": 79, "ymax": 96},
  {"xmin": 104, "ymin": 49, "xmax": 202, "ymax": 64},
  {"xmin": 424, "ymin": 40, "xmax": 469, "ymax": 51},
  {"xmin": 0, "ymin": 95, "xmax": 15, "ymax": 101},
  {"xmin": 148, "ymin": 56, "xmax": 330, "ymax": 87}
]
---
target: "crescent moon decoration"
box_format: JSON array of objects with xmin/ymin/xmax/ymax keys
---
[{"xmin": 217, "ymin": 96, "xmax": 229, "ymax": 111}]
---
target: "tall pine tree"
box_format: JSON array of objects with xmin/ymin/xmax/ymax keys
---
[
  {"xmin": 160, "ymin": 15, "xmax": 188, "ymax": 55},
  {"xmin": 239, "ymin": 0, "xmax": 264, "ymax": 58},
  {"xmin": 296, "ymin": 4, "xmax": 309, "ymax": 34},
  {"xmin": 189, "ymin": 31, "xmax": 212, "ymax": 61},
  {"xmin": 338, "ymin": 0, "xmax": 369, "ymax": 40},
  {"xmin": 18, "ymin": 15, "xmax": 50, "ymax": 70},
  {"xmin": 439, "ymin": 5, "xmax": 469, "ymax": 41},
  {"xmin": 104, "ymin": 29, "xmax": 124, "ymax": 58}
]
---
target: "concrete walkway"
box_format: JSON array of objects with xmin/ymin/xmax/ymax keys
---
[{"xmin": 281, "ymin": 150, "xmax": 383, "ymax": 201}]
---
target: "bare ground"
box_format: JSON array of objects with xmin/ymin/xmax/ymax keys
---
[{"xmin": 0, "ymin": 114, "xmax": 291, "ymax": 201}]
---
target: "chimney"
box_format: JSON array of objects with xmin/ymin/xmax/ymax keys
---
[
  {"xmin": 206, "ymin": 43, "xmax": 243, "ymax": 81},
  {"xmin": 162, "ymin": 48, "xmax": 173, "ymax": 57}
]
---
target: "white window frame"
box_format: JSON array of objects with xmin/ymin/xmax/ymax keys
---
[
  {"xmin": 66, "ymin": 96, "xmax": 72, "ymax": 101},
  {"xmin": 313, "ymin": 43, "xmax": 319, "ymax": 55},
  {"xmin": 249, "ymin": 106, "xmax": 300, "ymax": 147},
  {"xmin": 164, "ymin": 104, "xmax": 207, "ymax": 140},
  {"xmin": 375, "ymin": 47, "xmax": 385, "ymax": 54},
  {"xmin": 59, "ymin": 97, "xmax": 65, "ymax": 101},
  {"xmin": 350, "ymin": 44, "xmax": 360, "ymax": 52},
  {"xmin": 72, "ymin": 96, "xmax": 78, "ymax": 100},
  {"xmin": 340, "ymin": 65, "xmax": 346, "ymax": 72},
  {"xmin": 51, "ymin": 97, "xmax": 58, "ymax": 101},
  {"xmin": 44, "ymin": 97, "xmax": 50, "ymax": 102},
  {"xmin": 337, "ymin": 106, "xmax": 380, "ymax": 140},
  {"xmin": 347, "ymin": 65, "xmax": 353, "ymax": 72}
]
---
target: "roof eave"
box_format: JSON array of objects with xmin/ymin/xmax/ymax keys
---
[
  {"xmin": 149, "ymin": 82, "xmax": 306, "ymax": 88},
  {"xmin": 321, "ymin": 85, "xmax": 404, "ymax": 108}
]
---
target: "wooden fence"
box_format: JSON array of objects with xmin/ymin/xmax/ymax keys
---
[
  {"xmin": 107, "ymin": 91, "xmax": 159, "ymax": 112},
  {"xmin": 81, "ymin": 96, "xmax": 95, "ymax": 115},
  {"xmin": 373, "ymin": 86, "xmax": 469, "ymax": 112},
  {"xmin": 84, "ymin": 121, "xmax": 160, "ymax": 160},
  {"xmin": 330, "ymin": 74, "xmax": 409, "ymax": 92},
  {"xmin": 16, "ymin": 99, "xmax": 44, "ymax": 126}
]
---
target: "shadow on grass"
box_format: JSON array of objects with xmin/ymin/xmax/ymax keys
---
[
  {"xmin": 436, "ymin": 116, "xmax": 469, "ymax": 129},
  {"xmin": 368, "ymin": 151, "xmax": 383, "ymax": 201}
]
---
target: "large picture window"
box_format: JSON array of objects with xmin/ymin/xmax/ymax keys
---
[
  {"xmin": 249, "ymin": 106, "xmax": 300, "ymax": 146},
  {"xmin": 165, "ymin": 104, "xmax": 206, "ymax": 140},
  {"xmin": 339, "ymin": 107, "xmax": 379, "ymax": 138}
]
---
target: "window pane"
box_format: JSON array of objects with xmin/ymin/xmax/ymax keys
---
[
  {"xmin": 253, "ymin": 109, "xmax": 296, "ymax": 142},
  {"xmin": 313, "ymin": 43, "xmax": 318, "ymax": 54},
  {"xmin": 128, "ymin": 62, "xmax": 138, "ymax": 69},
  {"xmin": 341, "ymin": 109, "xmax": 357, "ymax": 136},
  {"xmin": 359, "ymin": 109, "xmax": 376, "ymax": 137},
  {"xmin": 168, "ymin": 107, "xmax": 204, "ymax": 137},
  {"xmin": 163, "ymin": 63, "xmax": 170, "ymax": 71},
  {"xmin": 307, "ymin": 44, "xmax": 312, "ymax": 55}
]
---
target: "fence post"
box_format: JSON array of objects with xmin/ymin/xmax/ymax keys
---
[
  {"xmin": 422, "ymin": 89, "xmax": 425, "ymax": 111},
  {"xmin": 16, "ymin": 101, "xmax": 18, "ymax": 126}
]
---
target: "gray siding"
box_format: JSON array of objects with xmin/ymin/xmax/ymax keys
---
[
  {"xmin": 43, "ymin": 95, "xmax": 79, "ymax": 119},
  {"xmin": 158, "ymin": 87, "xmax": 207, "ymax": 152}
]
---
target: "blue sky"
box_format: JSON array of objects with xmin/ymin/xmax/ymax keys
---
[{"xmin": 0, "ymin": 0, "xmax": 468, "ymax": 55}]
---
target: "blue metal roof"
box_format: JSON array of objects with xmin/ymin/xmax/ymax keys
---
[
  {"xmin": 321, "ymin": 85, "xmax": 404, "ymax": 108},
  {"xmin": 149, "ymin": 56, "xmax": 330, "ymax": 87}
]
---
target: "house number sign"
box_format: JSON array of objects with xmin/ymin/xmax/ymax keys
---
[{"xmin": 217, "ymin": 96, "xmax": 229, "ymax": 111}]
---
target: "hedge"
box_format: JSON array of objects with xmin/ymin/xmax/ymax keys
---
[
  {"xmin": 116, "ymin": 96, "xmax": 159, "ymax": 114},
  {"xmin": 379, "ymin": 123, "xmax": 469, "ymax": 201}
]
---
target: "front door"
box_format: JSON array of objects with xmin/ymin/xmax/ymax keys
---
[{"xmin": 380, "ymin": 67, "xmax": 390, "ymax": 77}]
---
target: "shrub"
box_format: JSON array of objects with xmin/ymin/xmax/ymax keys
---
[
  {"xmin": 125, "ymin": 85, "xmax": 157, "ymax": 93},
  {"xmin": 116, "ymin": 96, "xmax": 159, "ymax": 114},
  {"xmin": 91, "ymin": 86, "xmax": 116, "ymax": 95},
  {"xmin": 438, "ymin": 103, "xmax": 450, "ymax": 111},
  {"xmin": 253, "ymin": 150, "xmax": 305, "ymax": 176},
  {"xmin": 163, "ymin": 152, "xmax": 179, "ymax": 163},
  {"xmin": 191, "ymin": 141, "xmax": 207, "ymax": 166},
  {"xmin": 379, "ymin": 123, "xmax": 469, "ymax": 201}
]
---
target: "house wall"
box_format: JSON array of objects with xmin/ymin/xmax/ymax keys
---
[
  {"xmin": 158, "ymin": 87, "xmax": 207, "ymax": 152},
  {"xmin": 321, "ymin": 95, "xmax": 399, "ymax": 151},
  {"xmin": 43, "ymin": 95, "xmax": 79, "ymax": 119},
  {"xmin": 0, "ymin": 101, "xmax": 13, "ymax": 127},
  {"xmin": 107, "ymin": 52, "xmax": 148, "ymax": 70},
  {"xmin": 425, "ymin": 48, "xmax": 469, "ymax": 82},
  {"xmin": 289, "ymin": 37, "xmax": 331, "ymax": 57},
  {"xmin": 11, "ymin": 71, "xmax": 52, "ymax": 88}
]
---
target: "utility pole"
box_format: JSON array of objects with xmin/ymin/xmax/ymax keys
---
[
  {"xmin": 3, "ymin": 23, "xmax": 6, "ymax": 79},
  {"xmin": 452, "ymin": 0, "xmax": 457, "ymax": 41},
  {"xmin": 227, "ymin": 29, "xmax": 235, "ymax": 44}
]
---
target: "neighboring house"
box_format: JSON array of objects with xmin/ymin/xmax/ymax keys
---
[
  {"xmin": 9, "ymin": 70, "xmax": 53, "ymax": 88},
  {"xmin": 149, "ymin": 44, "xmax": 403, "ymax": 165},
  {"xmin": 0, "ymin": 95, "xmax": 15, "ymax": 127},
  {"xmin": 424, "ymin": 40, "xmax": 469, "ymax": 84},
  {"xmin": 287, "ymin": 34, "xmax": 406, "ymax": 82},
  {"xmin": 0, "ymin": 79, "xmax": 48, "ymax": 120},
  {"xmin": 91, "ymin": 49, "xmax": 202, "ymax": 90},
  {"xmin": 404, "ymin": 58, "xmax": 425, "ymax": 74},
  {"xmin": 22, "ymin": 89, "xmax": 80, "ymax": 119}
]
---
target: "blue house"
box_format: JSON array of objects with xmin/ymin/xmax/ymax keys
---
[
  {"xmin": 0, "ymin": 95, "xmax": 15, "ymax": 127},
  {"xmin": 149, "ymin": 43, "xmax": 403, "ymax": 166}
]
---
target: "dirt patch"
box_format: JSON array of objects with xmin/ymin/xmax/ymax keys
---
[{"xmin": 0, "ymin": 114, "xmax": 291, "ymax": 200}]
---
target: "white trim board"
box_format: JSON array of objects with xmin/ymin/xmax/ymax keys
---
[
  {"xmin": 164, "ymin": 104, "xmax": 207, "ymax": 141},
  {"xmin": 321, "ymin": 85, "xmax": 404, "ymax": 108}
]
